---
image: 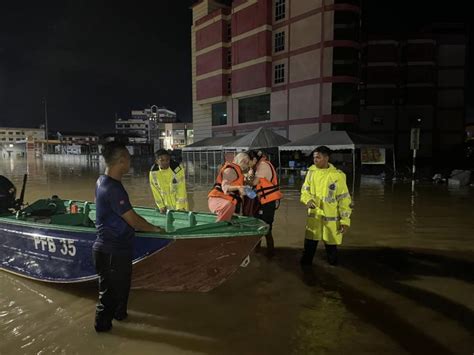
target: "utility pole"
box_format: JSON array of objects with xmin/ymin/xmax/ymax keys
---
[{"xmin": 410, "ymin": 117, "xmax": 422, "ymax": 190}]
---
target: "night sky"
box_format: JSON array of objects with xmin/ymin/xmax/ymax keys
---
[
  {"xmin": 0, "ymin": 1, "xmax": 193, "ymax": 133},
  {"xmin": 0, "ymin": 1, "xmax": 471, "ymax": 133}
]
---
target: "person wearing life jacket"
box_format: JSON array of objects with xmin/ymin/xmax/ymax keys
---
[
  {"xmin": 300, "ymin": 146, "xmax": 352, "ymax": 266},
  {"xmin": 208, "ymin": 152, "xmax": 250, "ymax": 222},
  {"xmin": 247, "ymin": 150, "xmax": 282, "ymax": 257},
  {"xmin": 149, "ymin": 149, "xmax": 188, "ymax": 214}
]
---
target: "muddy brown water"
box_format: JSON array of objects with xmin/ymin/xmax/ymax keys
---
[{"xmin": 1, "ymin": 157, "xmax": 473, "ymax": 354}]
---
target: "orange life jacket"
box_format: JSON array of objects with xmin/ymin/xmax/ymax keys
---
[
  {"xmin": 208, "ymin": 162, "xmax": 244, "ymax": 205},
  {"xmin": 255, "ymin": 160, "xmax": 282, "ymax": 205}
]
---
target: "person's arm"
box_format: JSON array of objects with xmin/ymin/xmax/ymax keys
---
[
  {"xmin": 248, "ymin": 163, "xmax": 264, "ymax": 186},
  {"xmin": 300, "ymin": 170, "xmax": 316, "ymax": 208},
  {"xmin": 336, "ymin": 173, "xmax": 352, "ymax": 233},
  {"xmin": 122, "ymin": 209, "xmax": 164, "ymax": 233},
  {"xmin": 110, "ymin": 183, "xmax": 164, "ymax": 233},
  {"xmin": 149, "ymin": 171, "xmax": 167, "ymax": 213},
  {"xmin": 222, "ymin": 168, "xmax": 245, "ymax": 195}
]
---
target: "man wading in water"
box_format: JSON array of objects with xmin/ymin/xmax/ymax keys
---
[{"xmin": 93, "ymin": 142, "xmax": 163, "ymax": 332}]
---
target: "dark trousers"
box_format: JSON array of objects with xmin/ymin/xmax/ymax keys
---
[
  {"xmin": 256, "ymin": 201, "xmax": 276, "ymax": 256},
  {"xmin": 93, "ymin": 250, "xmax": 132, "ymax": 331},
  {"xmin": 301, "ymin": 239, "xmax": 338, "ymax": 266}
]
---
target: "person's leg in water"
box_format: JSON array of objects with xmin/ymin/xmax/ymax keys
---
[
  {"xmin": 256, "ymin": 201, "xmax": 276, "ymax": 257},
  {"xmin": 93, "ymin": 251, "xmax": 116, "ymax": 332},
  {"xmin": 324, "ymin": 243, "xmax": 338, "ymax": 266},
  {"xmin": 112, "ymin": 251, "xmax": 133, "ymax": 321},
  {"xmin": 300, "ymin": 239, "xmax": 318, "ymax": 266}
]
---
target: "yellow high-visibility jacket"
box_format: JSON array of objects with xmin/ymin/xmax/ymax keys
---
[
  {"xmin": 149, "ymin": 164, "xmax": 188, "ymax": 211},
  {"xmin": 300, "ymin": 164, "xmax": 352, "ymax": 245}
]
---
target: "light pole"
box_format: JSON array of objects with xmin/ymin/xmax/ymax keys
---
[{"xmin": 410, "ymin": 117, "xmax": 422, "ymax": 189}]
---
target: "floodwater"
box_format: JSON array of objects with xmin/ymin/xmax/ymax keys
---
[{"xmin": 1, "ymin": 157, "xmax": 473, "ymax": 355}]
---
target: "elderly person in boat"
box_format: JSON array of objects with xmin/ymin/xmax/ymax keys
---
[{"xmin": 208, "ymin": 152, "xmax": 250, "ymax": 222}]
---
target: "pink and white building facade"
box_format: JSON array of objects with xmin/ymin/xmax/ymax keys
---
[{"xmin": 191, "ymin": 0, "xmax": 361, "ymax": 141}]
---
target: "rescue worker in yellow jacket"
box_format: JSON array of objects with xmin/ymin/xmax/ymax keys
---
[
  {"xmin": 149, "ymin": 149, "xmax": 188, "ymax": 213},
  {"xmin": 300, "ymin": 146, "xmax": 352, "ymax": 266}
]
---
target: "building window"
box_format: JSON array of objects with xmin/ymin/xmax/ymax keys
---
[
  {"xmin": 274, "ymin": 63, "xmax": 285, "ymax": 84},
  {"xmin": 333, "ymin": 47, "xmax": 360, "ymax": 77},
  {"xmin": 238, "ymin": 95, "xmax": 270, "ymax": 123},
  {"xmin": 227, "ymin": 48, "xmax": 232, "ymax": 67},
  {"xmin": 332, "ymin": 83, "xmax": 359, "ymax": 114},
  {"xmin": 227, "ymin": 22, "xmax": 232, "ymax": 41},
  {"xmin": 274, "ymin": 31, "xmax": 285, "ymax": 52},
  {"xmin": 227, "ymin": 76, "xmax": 232, "ymax": 95},
  {"xmin": 212, "ymin": 102, "xmax": 227, "ymax": 126},
  {"xmin": 371, "ymin": 116, "xmax": 384, "ymax": 126},
  {"xmin": 334, "ymin": 11, "xmax": 360, "ymax": 41},
  {"xmin": 275, "ymin": 0, "xmax": 286, "ymax": 21}
]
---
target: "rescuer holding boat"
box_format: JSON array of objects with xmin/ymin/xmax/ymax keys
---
[{"xmin": 93, "ymin": 142, "xmax": 163, "ymax": 332}]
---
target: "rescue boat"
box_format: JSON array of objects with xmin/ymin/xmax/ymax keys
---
[{"xmin": 0, "ymin": 197, "xmax": 268, "ymax": 292}]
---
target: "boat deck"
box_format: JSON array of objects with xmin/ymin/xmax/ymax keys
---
[{"xmin": 0, "ymin": 198, "xmax": 268, "ymax": 238}]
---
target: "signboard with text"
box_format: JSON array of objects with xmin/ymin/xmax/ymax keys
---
[{"xmin": 361, "ymin": 148, "xmax": 386, "ymax": 165}]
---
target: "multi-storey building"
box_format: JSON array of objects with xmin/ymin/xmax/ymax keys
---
[
  {"xmin": 191, "ymin": 0, "xmax": 361, "ymax": 141},
  {"xmin": 0, "ymin": 127, "xmax": 45, "ymax": 158},
  {"xmin": 131, "ymin": 106, "xmax": 177, "ymax": 123},
  {"xmin": 157, "ymin": 123, "xmax": 194, "ymax": 150},
  {"xmin": 359, "ymin": 24, "xmax": 468, "ymax": 160}
]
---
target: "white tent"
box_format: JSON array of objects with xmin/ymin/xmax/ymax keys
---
[
  {"xmin": 183, "ymin": 127, "xmax": 290, "ymax": 152},
  {"xmin": 280, "ymin": 130, "xmax": 393, "ymax": 151},
  {"xmin": 182, "ymin": 135, "xmax": 242, "ymax": 152},
  {"xmin": 182, "ymin": 128, "xmax": 291, "ymax": 183},
  {"xmin": 279, "ymin": 130, "xmax": 396, "ymax": 178}
]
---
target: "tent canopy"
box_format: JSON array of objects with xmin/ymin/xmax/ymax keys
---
[
  {"xmin": 279, "ymin": 130, "xmax": 392, "ymax": 151},
  {"xmin": 182, "ymin": 135, "xmax": 242, "ymax": 151},
  {"xmin": 183, "ymin": 127, "xmax": 290, "ymax": 151},
  {"xmin": 226, "ymin": 127, "xmax": 290, "ymax": 150}
]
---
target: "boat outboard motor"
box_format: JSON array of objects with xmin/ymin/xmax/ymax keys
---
[{"xmin": 0, "ymin": 175, "xmax": 17, "ymax": 214}]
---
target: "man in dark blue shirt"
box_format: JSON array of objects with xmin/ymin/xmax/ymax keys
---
[{"xmin": 93, "ymin": 142, "xmax": 163, "ymax": 332}]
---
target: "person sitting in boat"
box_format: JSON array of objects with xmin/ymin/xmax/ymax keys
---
[
  {"xmin": 246, "ymin": 150, "xmax": 282, "ymax": 257},
  {"xmin": 93, "ymin": 141, "xmax": 163, "ymax": 333},
  {"xmin": 208, "ymin": 152, "xmax": 250, "ymax": 222},
  {"xmin": 149, "ymin": 149, "xmax": 188, "ymax": 214}
]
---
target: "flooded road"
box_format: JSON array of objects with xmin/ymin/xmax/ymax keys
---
[{"xmin": 1, "ymin": 157, "xmax": 473, "ymax": 354}]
